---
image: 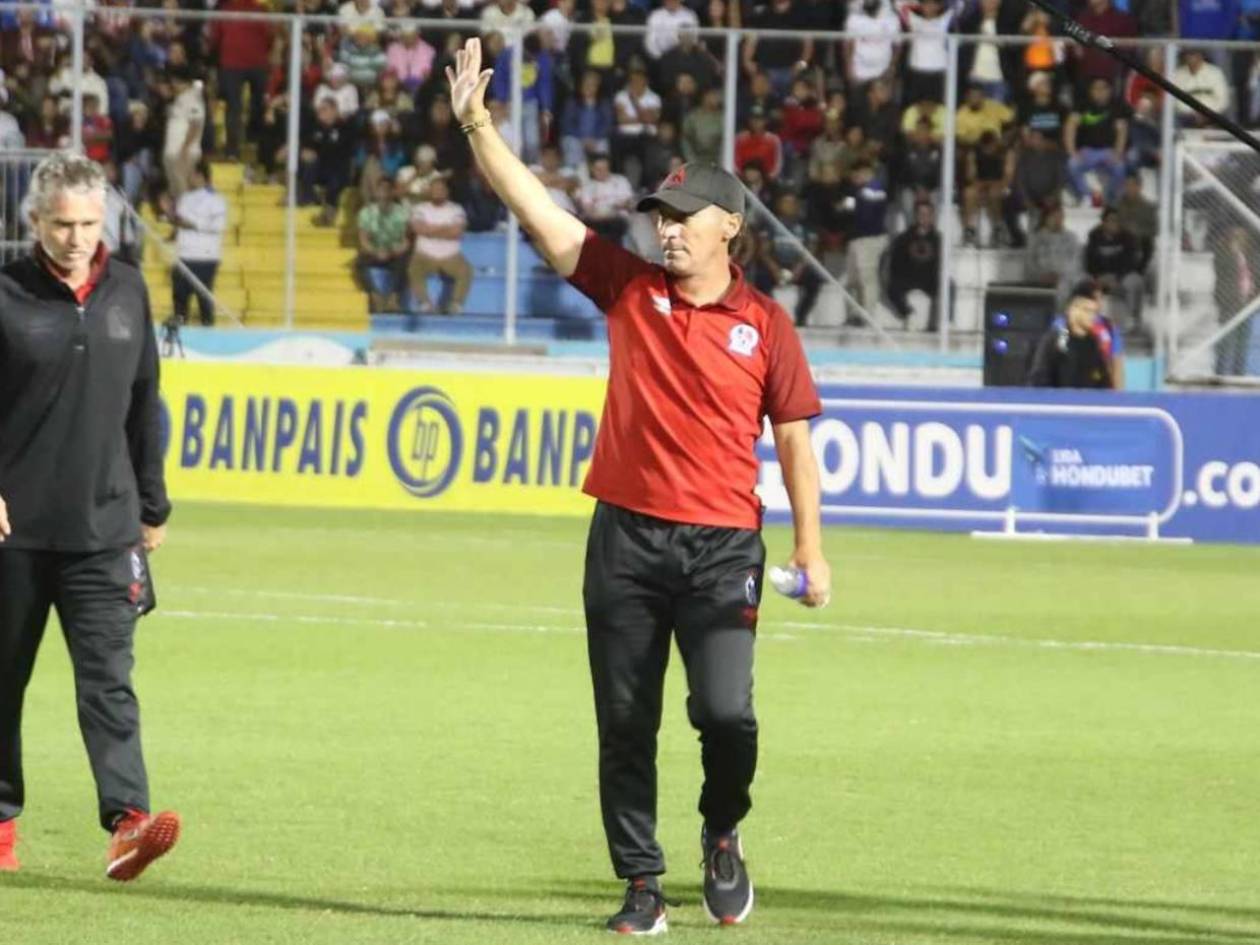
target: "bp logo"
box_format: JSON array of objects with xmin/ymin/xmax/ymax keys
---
[{"xmin": 387, "ymin": 386, "xmax": 463, "ymax": 498}]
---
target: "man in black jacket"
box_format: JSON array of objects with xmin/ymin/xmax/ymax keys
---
[
  {"xmin": 887, "ymin": 200, "xmax": 943, "ymax": 330},
  {"xmin": 1027, "ymin": 279, "xmax": 1126, "ymax": 389},
  {"xmin": 0, "ymin": 152, "xmax": 180, "ymax": 880}
]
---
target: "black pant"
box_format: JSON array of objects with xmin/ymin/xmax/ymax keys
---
[
  {"xmin": 219, "ymin": 67, "xmax": 268, "ymax": 158},
  {"xmin": 583, "ymin": 501, "xmax": 763, "ymax": 879},
  {"xmin": 0, "ymin": 548, "xmax": 149, "ymax": 832},
  {"xmin": 173, "ymin": 260, "xmax": 219, "ymax": 326}
]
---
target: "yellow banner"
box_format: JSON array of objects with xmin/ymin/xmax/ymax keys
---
[{"xmin": 161, "ymin": 362, "xmax": 606, "ymax": 515}]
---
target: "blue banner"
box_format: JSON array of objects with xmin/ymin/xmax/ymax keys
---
[{"xmin": 757, "ymin": 386, "xmax": 1260, "ymax": 544}]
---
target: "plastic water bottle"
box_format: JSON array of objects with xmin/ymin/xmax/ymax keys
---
[{"xmin": 767, "ymin": 565, "xmax": 808, "ymax": 599}]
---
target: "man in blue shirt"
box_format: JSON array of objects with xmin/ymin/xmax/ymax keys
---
[{"xmin": 490, "ymin": 32, "xmax": 553, "ymax": 164}]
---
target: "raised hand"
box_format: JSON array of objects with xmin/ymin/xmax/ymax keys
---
[{"xmin": 445, "ymin": 37, "xmax": 494, "ymax": 125}]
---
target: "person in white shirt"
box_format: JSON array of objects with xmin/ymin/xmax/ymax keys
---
[
  {"xmin": 480, "ymin": 0, "xmax": 535, "ymax": 36},
  {"xmin": 844, "ymin": 0, "xmax": 902, "ymax": 93},
  {"xmin": 531, "ymin": 142, "xmax": 579, "ymax": 213},
  {"xmin": 49, "ymin": 51, "xmax": 111, "ymax": 119},
  {"xmin": 903, "ymin": 0, "xmax": 954, "ymax": 104},
  {"xmin": 338, "ymin": 0, "xmax": 386, "ymax": 33},
  {"xmin": 1174, "ymin": 49, "xmax": 1231, "ymax": 127},
  {"xmin": 170, "ymin": 162, "xmax": 228, "ymax": 326},
  {"xmin": 408, "ymin": 177, "xmax": 473, "ymax": 314},
  {"xmin": 576, "ymin": 153, "xmax": 633, "ymax": 244},
  {"xmin": 644, "ymin": 0, "xmax": 699, "ymax": 60},
  {"xmin": 612, "ymin": 64, "xmax": 661, "ymax": 188},
  {"xmin": 540, "ymin": 0, "xmax": 575, "ymax": 55},
  {"xmin": 163, "ymin": 68, "xmax": 206, "ymax": 199},
  {"xmin": 314, "ymin": 63, "xmax": 362, "ymax": 119}
]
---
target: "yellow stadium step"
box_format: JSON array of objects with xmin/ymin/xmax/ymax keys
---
[{"xmin": 245, "ymin": 308, "xmax": 370, "ymax": 330}]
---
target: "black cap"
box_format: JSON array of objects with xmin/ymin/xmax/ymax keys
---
[
  {"xmin": 636, "ymin": 163, "xmax": 746, "ymax": 216},
  {"xmin": 1069, "ymin": 277, "xmax": 1101, "ymax": 302}
]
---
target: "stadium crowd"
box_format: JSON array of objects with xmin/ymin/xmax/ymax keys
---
[{"xmin": 0, "ymin": 0, "xmax": 1258, "ymax": 328}]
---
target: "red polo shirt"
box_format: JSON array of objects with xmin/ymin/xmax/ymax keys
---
[
  {"xmin": 568, "ymin": 231, "xmax": 820, "ymax": 530},
  {"xmin": 37, "ymin": 242, "xmax": 109, "ymax": 303}
]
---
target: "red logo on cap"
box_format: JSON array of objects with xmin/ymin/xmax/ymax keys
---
[{"xmin": 664, "ymin": 166, "xmax": 687, "ymax": 188}]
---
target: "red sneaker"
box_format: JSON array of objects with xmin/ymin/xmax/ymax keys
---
[
  {"xmin": 0, "ymin": 819, "xmax": 17, "ymax": 872},
  {"xmin": 105, "ymin": 810, "xmax": 181, "ymax": 882}
]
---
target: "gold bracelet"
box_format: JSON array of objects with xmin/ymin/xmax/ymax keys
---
[{"xmin": 460, "ymin": 112, "xmax": 492, "ymax": 135}]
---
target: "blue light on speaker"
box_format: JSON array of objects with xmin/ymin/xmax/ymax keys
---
[
  {"xmin": 993, "ymin": 339, "xmax": 1009, "ymax": 354},
  {"xmin": 993, "ymin": 311, "xmax": 1011, "ymax": 328}
]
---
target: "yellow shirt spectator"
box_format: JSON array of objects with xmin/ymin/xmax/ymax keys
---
[{"xmin": 955, "ymin": 96, "xmax": 1013, "ymax": 146}]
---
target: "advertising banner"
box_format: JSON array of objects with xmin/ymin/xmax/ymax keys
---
[
  {"xmin": 162, "ymin": 362, "xmax": 605, "ymax": 516},
  {"xmin": 162, "ymin": 364, "xmax": 1260, "ymax": 543}
]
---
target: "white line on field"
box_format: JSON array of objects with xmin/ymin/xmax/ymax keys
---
[
  {"xmin": 171, "ymin": 586, "xmax": 585, "ymax": 615},
  {"xmin": 779, "ymin": 622, "xmax": 1260, "ymax": 662},
  {"xmin": 157, "ymin": 608, "xmax": 1259, "ymax": 661}
]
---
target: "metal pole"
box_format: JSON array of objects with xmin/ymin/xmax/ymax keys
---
[
  {"xmin": 722, "ymin": 29, "xmax": 739, "ymax": 172},
  {"xmin": 505, "ymin": 31, "xmax": 524, "ymax": 348},
  {"xmin": 938, "ymin": 34, "xmax": 959, "ymax": 351},
  {"xmin": 1155, "ymin": 39, "xmax": 1177, "ymax": 385},
  {"xmin": 70, "ymin": 0, "xmax": 84, "ymax": 152},
  {"xmin": 283, "ymin": 16, "xmax": 303, "ymax": 330}
]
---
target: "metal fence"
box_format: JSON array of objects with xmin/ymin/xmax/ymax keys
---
[{"xmin": 1, "ymin": 2, "xmax": 1259, "ymax": 381}]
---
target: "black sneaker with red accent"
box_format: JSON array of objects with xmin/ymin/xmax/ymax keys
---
[
  {"xmin": 606, "ymin": 876, "xmax": 668, "ymax": 935},
  {"xmin": 701, "ymin": 827, "xmax": 754, "ymax": 925}
]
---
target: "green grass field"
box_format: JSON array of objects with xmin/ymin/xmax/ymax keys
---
[{"xmin": 5, "ymin": 503, "xmax": 1260, "ymax": 945}]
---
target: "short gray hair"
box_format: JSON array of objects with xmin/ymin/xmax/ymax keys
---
[{"xmin": 27, "ymin": 151, "xmax": 107, "ymax": 219}]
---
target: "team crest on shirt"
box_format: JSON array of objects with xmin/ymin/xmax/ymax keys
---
[
  {"xmin": 728, "ymin": 323, "xmax": 759, "ymax": 357},
  {"xmin": 650, "ymin": 293, "xmax": 671, "ymax": 316}
]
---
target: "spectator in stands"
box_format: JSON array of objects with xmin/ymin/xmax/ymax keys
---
[
  {"xmin": 121, "ymin": 21, "xmax": 168, "ymax": 103},
  {"xmin": 1065, "ymin": 78, "xmax": 1128, "ymax": 206},
  {"xmin": 681, "ymin": 85, "xmax": 723, "ymax": 165},
  {"xmin": 840, "ymin": 160, "xmax": 889, "ymax": 319},
  {"xmin": 24, "ymin": 94, "xmax": 67, "ymax": 151},
  {"xmin": 662, "ymin": 69, "xmax": 701, "ymax": 128},
  {"xmin": 1011, "ymin": 128, "xmax": 1067, "ymax": 239},
  {"xmin": 357, "ymin": 109, "xmax": 407, "ymax": 201},
  {"xmin": 1173, "ymin": 48, "xmax": 1231, "ymax": 127},
  {"xmin": 644, "ymin": 0, "xmax": 699, "ymax": 61},
  {"xmin": 1124, "ymin": 46, "xmax": 1165, "ymax": 110},
  {"xmin": 50, "ymin": 51, "xmax": 110, "ymax": 121},
  {"xmin": 1178, "ymin": 0, "xmax": 1237, "ymax": 49},
  {"xmin": 856, "ymin": 79, "xmax": 900, "ymax": 159},
  {"xmin": 780, "ymin": 77, "xmax": 826, "ymax": 178},
  {"xmin": 117, "ymin": 102, "xmax": 158, "ymax": 204},
  {"xmin": 1071, "ymin": 0, "xmax": 1137, "ymax": 100},
  {"xmin": 739, "ymin": 160, "xmax": 774, "ymax": 207},
  {"xmin": 407, "ymin": 175, "xmax": 472, "ymax": 314},
  {"xmin": 1028, "ymin": 279, "xmax": 1125, "ymax": 389},
  {"xmin": 902, "ymin": 0, "xmax": 954, "ymax": 105},
  {"xmin": 168, "ymin": 162, "xmax": 228, "ymax": 326},
  {"xmin": 1115, "ymin": 172, "xmax": 1156, "ymax": 271},
  {"xmin": 3, "ymin": 61, "xmax": 43, "ymax": 132},
  {"xmin": 641, "ymin": 120, "xmax": 681, "ymax": 191},
  {"xmin": 958, "ymin": 0, "xmax": 1019, "ymax": 103},
  {"xmin": 804, "ymin": 159, "xmax": 848, "ymax": 258},
  {"xmin": 299, "ymin": 97, "xmax": 356, "ymax": 226},
  {"xmin": 0, "ymin": 91, "xmax": 22, "ymax": 151},
  {"xmin": 808, "ymin": 108, "xmax": 846, "ymax": 181},
  {"xmin": 481, "ymin": 0, "xmax": 535, "ymax": 35},
  {"xmin": 365, "ymin": 68, "xmax": 416, "ymax": 124},
  {"xmin": 338, "ymin": 0, "xmax": 386, "ymax": 34},
  {"xmin": 533, "ymin": 142, "xmax": 580, "ymax": 213},
  {"xmin": 962, "ymin": 130, "xmax": 1013, "ymax": 247},
  {"xmin": 356, "ymin": 176, "xmax": 411, "ymax": 312},
  {"xmin": 1126, "ymin": 91, "xmax": 1161, "ymax": 170},
  {"xmin": 742, "ymin": 0, "xmax": 816, "ymax": 98},
  {"xmin": 1019, "ymin": 71, "xmax": 1067, "ymax": 146},
  {"xmin": 1213, "ymin": 225, "xmax": 1257, "ymax": 376},
  {"xmin": 1019, "ymin": 8, "xmax": 1064, "ymax": 88},
  {"xmin": 888, "ymin": 200, "xmax": 943, "ymax": 330},
  {"xmin": 386, "ymin": 25, "xmax": 436, "ymax": 94},
  {"xmin": 257, "ymin": 92, "xmax": 289, "ymax": 183},
  {"xmin": 577, "ymin": 153, "xmax": 634, "ymax": 243},
  {"xmin": 1133, "ymin": 0, "xmax": 1173, "ymax": 35},
  {"xmin": 759, "ymin": 190, "xmax": 822, "ymax": 326},
  {"xmin": 540, "ymin": 0, "xmax": 576, "ymax": 57},
  {"xmin": 81, "ymin": 94, "xmax": 113, "ymax": 165},
  {"xmin": 211, "ymin": 0, "xmax": 272, "ymax": 163},
  {"xmin": 902, "ymin": 95, "xmax": 945, "ymax": 143},
  {"xmin": 896, "ymin": 117, "xmax": 942, "ymax": 222},
  {"xmin": 0, "ymin": 9, "xmax": 57, "ymax": 76},
  {"xmin": 659, "ymin": 26, "xmax": 719, "ymax": 95},
  {"xmin": 101, "ymin": 160, "xmax": 142, "ymax": 266},
  {"xmin": 164, "ymin": 68, "xmax": 205, "ymax": 199},
  {"xmin": 734, "ymin": 105, "xmax": 783, "ymax": 178},
  {"xmin": 422, "ymin": 95, "xmax": 472, "ymax": 188},
  {"xmin": 397, "ymin": 144, "xmax": 448, "ymax": 206},
  {"xmin": 955, "ymin": 82, "xmax": 1013, "ymax": 149},
  {"xmin": 340, "ymin": 23, "xmax": 389, "ymax": 93},
  {"xmin": 561, "ymin": 70, "xmax": 614, "ymax": 171},
  {"xmin": 491, "ymin": 32, "xmax": 554, "ymax": 165},
  {"xmin": 1085, "ymin": 206, "xmax": 1145, "ymax": 329},
  {"xmin": 572, "ymin": 0, "xmax": 643, "ymax": 89},
  {"xmin": 612, "ymin": 62, "xmax": 661, "ymax": 188},
  {"xmin": 1025, "ymin": 202, "xmax": 1081, "ymax": 305},
  {"xmin": 315, "ymin": 63, "xmax": 361, "ymax": 120},
  {"xmin": 843, "ymin": 0, "xmax": 901, "ymax": 101}
]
